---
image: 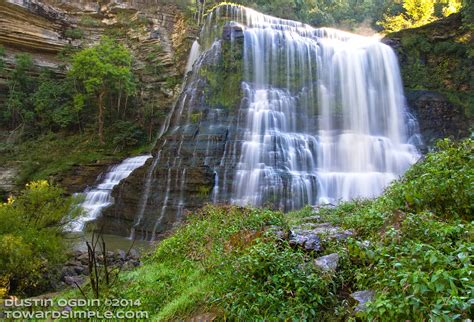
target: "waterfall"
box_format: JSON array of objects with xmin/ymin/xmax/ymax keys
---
[
  {"xmin": 69, "ymin": 155, "xmax": 151, "ymax": 232},
  {"xmin": 201, "ymin": 4, "xmax": 421, "ymax": 209},
  {"xmin": 119, "ymin": 4, "xmax": 421, "ymax": 239},
  {"xmin": 185, "ymin": 40, "xmax": 201, "ymax": 73}
]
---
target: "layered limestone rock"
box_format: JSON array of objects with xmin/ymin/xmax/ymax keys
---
[
  {"xmin": 0, "ymin": 1, "xmax": 68, "ymax": 54},
  {"xmin": 101, "ymin": 36, "xmax": 245, "ymax": 238},
  {"xmin": 405, "ymin": 90, "xmax": 470, "ymax": 147},
  {"xmin": 0, "ymin": 165, "xmax": 18, "ymax": 199},
  {"xmin": 0, "ymin": 0, "xmax": 195, "ymax": 194}
]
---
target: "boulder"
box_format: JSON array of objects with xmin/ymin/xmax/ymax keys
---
[
  {"xmin": 351, "ymin": 290, "xmax": 375, "ymax": 312},
  {"xmin": 61, "ymin": 266, "xmax": 78, "ymax": 279},
  {"xmin": 116, "ymin": 249, "xmax": 127, "ymax": 261},
  {"xmin": 314, "ymin": 253, "xmax": 339, "ymax": 272},
  {"xmin": 289, "ymin": 223, "xmax": 354, "ymax": 252},
  {"xmin": 289, "ymin": 229, "xmax": 322, "ymax": 251},
  {"xmin": 64, "ymin": 275, "xmax": 85, "ymax": 286},
  {"xmin": 129, "ymin": 248, "xmax": 140, "ymax": 260},
  {"xmin": 73, "ymin": 266, "xmax": 86, "ymax": 275}
]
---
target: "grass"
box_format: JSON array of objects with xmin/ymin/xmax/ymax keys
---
[{"xmin": 56, "ymin": 139, "xmax": 473, "ymax": 320}]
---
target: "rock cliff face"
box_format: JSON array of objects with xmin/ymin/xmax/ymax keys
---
[
  {"xmin": 384, "ymin": 12, "xmax": 472, "ymax": 146},
  {"xmin": 405, "ymin": 90, "xmax": 470, "ymax": 147},
  {"xmin": 100, "ymin": 36, "xmax": 245, "ymax": 239},
  {"xmin": 0, "ymin": 0, "xmax": 196, "ymax": 194}
]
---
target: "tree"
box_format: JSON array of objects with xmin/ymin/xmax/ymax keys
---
[
  {"xmin": 378, "ymin": 0, "xmax": 464, "ymax": 32},
  {"xmin": 441, "ymin": 0, "xmax": 462, "ymax": 16},
  {"xmin": 68, "ymin": 37, "xmax": 136, "ymax": 144},
  {"xmin": 3, "ymin": 54, "xmax": 35, "ymax": 130},
  {"xmin": 33, "ymin": 70, "xmax": 78, "ymax": 131}
]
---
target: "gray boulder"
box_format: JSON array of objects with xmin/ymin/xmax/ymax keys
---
[
  {"xmin": 314, "ymin": 253, "xmax": 339, "ymax": 272},
  {"xmin": 351, "ymin": 290, "xmax": 375, "ymax": 312}
]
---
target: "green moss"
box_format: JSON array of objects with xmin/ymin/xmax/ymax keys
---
[
  {"xmin": 0, "ymin": 131, "xmax": 150, "ymax": 186},
  {"xmin": 200, "ymin": 40, "xmax": 244, "ymax": 110},
  {"xmin": 190, "ymin": 111, "xmax": 202, "ymax": 124}
]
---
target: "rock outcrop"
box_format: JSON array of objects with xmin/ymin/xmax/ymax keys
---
[
  {"xmin": 0, "ymin": 0, "xmax": 196, "ymax": 195},
  {"xmin": 406, "ymin": 90, "xmax": 471, "ymax": 147},
  {"xmin": 0, "ymin": 165, "xmax": 18, "ymax": 200},
  {"xmin": 384, "ymin": 12, "xmax": 472, "ymax": 146},
  {"xmin": 60, "ymin": 248, "xmax": 142, "ymax": 287},
  {"xmin": 101, "ymin": 35, "xmax": 245, "ymax": 238}
]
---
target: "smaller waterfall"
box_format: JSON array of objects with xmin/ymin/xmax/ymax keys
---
[
  {"xmin": 129, "ymin": 152, "xmax": 161, "ymax": 240},
  {"xmin": 69, "ymin": 155, "xmax": 151, "ymax": 232},
  {"xmin": 150, "ymin": 167, "xmax": 172, "ymax": 241},
  {"xmin": 185, "ymin": 40, "xmax": 201, "ymax": 73}
]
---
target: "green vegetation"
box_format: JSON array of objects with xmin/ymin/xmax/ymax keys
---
[
  {"xmin": 58, "ymin": 138, "xmax": 473, "ymax": 320},
  {"xmin": 389, "ymin": 11, "xmax": 473, "ymax": 116},
  {"xmin": 0, "ymin": 36, "xmax": 157, "ymax": 185},
  {"xmin": 79, "ymin": 15, "xmax": 102, "ymax": 27},
  {"xmin": 69, "ymin": 36, "xmax": 136, "ymax": 144},
  {"xmin": 0, "ymin": 131, "xmax": 148, "ymax": 185},
  {"xmin": 0, "ymin": 45, "xmax": 5, "ymax": 70},
  {"xmin": 64, "ymin": 28, "xmax": 85, "ymax": 40},
  {"xmin": 0, "ymin": 181, "xmax": 80, "ymax": 297},
  {"xmin": 379, "ymin": 0, "xmax": 462, "ymax": 32},
  {"xmin": 197, "ymin": 0, "xmax": 467, "ymax": 31},
  {"xmin": 200, "ymin": 40, "xmax": 243, "ymax": 110},
  {"xmin": 3, "ymin": 53, "xmax": 36, "ymax": 130}
]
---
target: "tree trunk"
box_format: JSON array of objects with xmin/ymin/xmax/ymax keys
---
[{"xmin": 98, "ymin": 90, "xmax": 106, "ymax": 145}]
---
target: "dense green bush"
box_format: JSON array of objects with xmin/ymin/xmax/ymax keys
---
[
  {"xmin": 64, "ymin": 28, "xmax": 84, "ymax": 40},
  {"xmin": 111, "ymin": 120, "xmax": 147, "ymax": 150},
  {"xmin": 224, "ymin": 241, "xmax": 336, "ymax": 319},
  {"xmin": 0, "ymin": 181, "xmax": 80, "ymax": 296},
  {"xmin": 387, "ymin": 139, "xmax": 473, "ymax": 219}
]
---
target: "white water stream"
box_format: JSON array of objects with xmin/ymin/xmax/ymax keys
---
[{"xmin": 69, "ymin": 155, "xmax": 151, "ymax": 232}]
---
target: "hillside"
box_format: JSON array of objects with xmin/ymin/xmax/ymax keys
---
[{"xmin": 55, "ymin": 138, "xmax": 473, "ymax": 320}]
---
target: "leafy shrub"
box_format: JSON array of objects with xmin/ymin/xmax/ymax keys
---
[
  {"xmin": 387, "ymin": 138, "xmax": 473, "ymax": 219},
  {"xmin": 224, "ymin": 241, "xmax": 333, "ymax": 320},
  {"xmin": 64, "ymin": 28, "xmax": 84, "ymax": 40},
  {"xmin": 111, "ymin": 120, "xmax": 146, "ymax": 149},
  {"xmin": 0, "ymin": 181, "xmax": 80, "ymax": 296}
]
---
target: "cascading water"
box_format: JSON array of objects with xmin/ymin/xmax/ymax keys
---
[
  {"xmin": 69, "ymin": 155, "xmax": 151, "ymax": 232},
  {"xmin": 203, "ymin": 4, "xmax": 421, "ymax": 208},
  {"xmin": 185, "ymin": 40, "xmax": 201, "ymax": 73},
  {"xmin": 113, "ymin": 4, "xmax": 421, "ymax": 240}
]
